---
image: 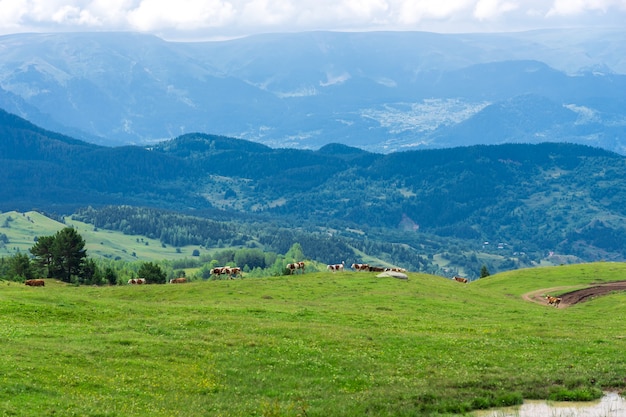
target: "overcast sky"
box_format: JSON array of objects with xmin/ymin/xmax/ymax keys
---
[{"xmin": 1, "ymin": 0, "xmax": 624, "ymax": 40}]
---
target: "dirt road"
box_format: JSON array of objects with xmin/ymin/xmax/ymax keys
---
[{"xmin": 522, "ymin": 281, "xmax": 626, "ymax": 308}]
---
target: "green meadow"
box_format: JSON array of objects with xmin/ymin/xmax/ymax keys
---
[
  {"xmin": 1, "ymin": 263, "xmax": 625, "ymax": 416},
  {"xmin": 0, "ymin": 211, "xmax": 204, "ymax": 261}
]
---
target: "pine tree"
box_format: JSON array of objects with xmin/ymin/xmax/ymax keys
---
[
  {"xmin": 7, "ymin": 253, "xmax": 34, "ymax": 281},
  {"xmin": 31, "ymin": 228, "xmax": 87, "ymax": 283},
  {"xmin": 30, "ymin": 235, "xmax": 55, "ymax": 277},
  {"xmin": 480, "ymin": 264, "xmax": 491, "ymax": 278},
  {"xmin": 137, "ymin": 262, "xmax": 166, "ymax": 284},
  {"xmin": 51, "ymin": 227, "xmax": 87, "ymax": 283}
]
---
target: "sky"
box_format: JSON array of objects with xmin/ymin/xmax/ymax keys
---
[{"xmin": 0, "ymin": 0, "xmax": 624, "ymax": 40}]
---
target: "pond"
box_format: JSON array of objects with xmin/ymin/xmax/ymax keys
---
[{"xmin": 473, "ymin": 392, "xmax": 626, "ymax": 417}]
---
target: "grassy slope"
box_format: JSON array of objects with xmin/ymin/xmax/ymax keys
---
[
  {"xmin": 1, "ymin": 263, "xmax": 625, "ymax": 416},
  {"xmin": 0, "ymin": 211, "xmax": 203, "ymax": 261}
]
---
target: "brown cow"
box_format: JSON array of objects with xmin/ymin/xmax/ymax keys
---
[
  {"xmin": 351, "ymin": 263, "xmax": 369, "ymax": 271},
  {"xmin": 169, "ymin": 277, "xmax": 187, "ymax": 284},
  {"xmin": 546, "ymin": 295, "xmax": 561, "ymax": 308},
  {"xmin": 452, "ymin": 276, "xmax": 469, "ymax": 283},
  {"xmin": 368, "ymin": 266, "xmax": 385, "ymax": 272},
  {"xmin": 25, "ymin": 279, "xmax": 45, "ymax": 287}
]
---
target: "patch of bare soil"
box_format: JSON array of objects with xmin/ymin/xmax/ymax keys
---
[{"xmin": 522, "ymin": 281, "xmax": 626, "ymax": 308}]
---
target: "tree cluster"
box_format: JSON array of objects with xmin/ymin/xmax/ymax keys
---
[{"xmin": 29, "ymin": 227, "xmax": 88, "ymax": 283}]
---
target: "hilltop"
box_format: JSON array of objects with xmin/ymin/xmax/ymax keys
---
[{"xmin": 0, "ymin": 211, "xmax": 203, "ymax": 262}]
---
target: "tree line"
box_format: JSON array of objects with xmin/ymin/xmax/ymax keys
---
[
  {"xmin": 71, "ymin": 206, "xmax": 441, "ymax": 273},
  {"xmin": 0, "ymin": 225, "xmax": 318, "ymax": 285}
]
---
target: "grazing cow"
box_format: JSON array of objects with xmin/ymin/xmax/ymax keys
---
[
  {"xmin": 452, "ymin": 276, "xmax": 469, "ymax": 283},
  {"xmin": 286, "ymin": 262, "xmax": 305, "ymax": 275},
  {"xmin": 169, "ymin": 277, "xmax": 187, "ymax": 284},
  {"xmin": 546, "ymin": 295, "xmax": 561, "ymax": 308},
  {"xmin": 25, "ymin": 279, "xmax": 45, "ymax": 287},
  {"xmin": 368, "ymin": 266, "xmax": 385, "ymax": 272},
  {"xmin": 221, "ymin": 267, "xmax": 241, "ymax": 278},
  {"xmin": 351, "ymin": 263, "xmax": 369, "ymax": 271},
  {"xmin": 327, "ymin": 262, "xmax": 345, "ymax": 272},
  {"xmin": 228, "ymin": 267, "xmax": 242, "ymax": 278}
]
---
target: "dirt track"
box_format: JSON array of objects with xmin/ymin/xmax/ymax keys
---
[{"xmin": 522, "ymin": 281, "xmax": 626, "ymax": 308}]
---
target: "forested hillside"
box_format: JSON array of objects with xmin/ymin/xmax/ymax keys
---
[{"xmin": 2, "ymin": 109, "xmax": 626, "ymax": 276}]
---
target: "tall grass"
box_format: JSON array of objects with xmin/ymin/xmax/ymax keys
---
[{"xmin": 1, "ymin": 263, "xmax": 625, "ymax": 416}]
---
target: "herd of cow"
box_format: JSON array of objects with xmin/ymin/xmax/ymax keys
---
[
  {"xmin": 210, "ymin": 266, "xmax": 242, "ymax": 279},
  {"xmin": 348, "ymin": 263, "xmax": 407, "ymax": 273},
  {"xmin": 20, "ymin": 265, "xmax": 562, "ymax": 309}
]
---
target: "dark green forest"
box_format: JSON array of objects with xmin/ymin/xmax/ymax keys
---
[{"xmin": 2, "ymin": 108, "xmax": 626, "ymax": 278}]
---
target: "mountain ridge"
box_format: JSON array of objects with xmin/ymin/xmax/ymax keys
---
[
  {"xmin": 1, "ymin": 109, "xmax": 625, "ymax": 268},
  {"xmin": 1, "ymin": 30, "xmax": 624, "ymax": 153}
]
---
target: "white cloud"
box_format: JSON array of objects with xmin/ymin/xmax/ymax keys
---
[
  {"xmin": 51, "ymin": 5, "xmax": 101, "ymax": 26},
  {"xmin": 395, "ymin": 0, "xmax": 474, "ymax": 25},
  {"xmin": 0, "ymin": 0, "xmax": 30, "ymax": 30},
  {"xmin": 0, "ymin": 0, "xmax": 624, "ymax": 38},
  {"xmin": 128, "ymin": 0, "xmax": 236, "ymax": 31},
  {"xmin": 474, "ymin": 0, "xmax": 519, "ymax": 20},
  {"xmin": 547, "ymin": 0, "xmax": 626, "ymax": 16}
]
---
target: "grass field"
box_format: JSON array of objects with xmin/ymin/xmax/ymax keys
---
[{"xmin": 1, "ymin": 262, "xmax": 625, "ymax": 416}]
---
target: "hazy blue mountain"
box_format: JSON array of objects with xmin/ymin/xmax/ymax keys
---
[{"xmin": 0, "ymin": 29, "xmax": 624, "ymax": 153}]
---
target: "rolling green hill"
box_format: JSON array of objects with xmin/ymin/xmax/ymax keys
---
[
  {"xmin": 0, "ymin": 211, "xmax": 203, "ymax": 262},
  {"xmin": 1, "ymin": 262, "xmax": 625, "ymax": 416}
]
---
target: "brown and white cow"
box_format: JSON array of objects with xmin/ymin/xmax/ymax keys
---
[
  {"xmin": 25, "ymin": 279, "xmax": 45, "ymax": 287},
  {"xmin": 169, "ymin": 277, "xmax": 187, "ymax": 284},
  {"xmin": 327, "ymin": 262, "xmax": 344, "ymax": 272},
  {"xmin": 546, "ymin": 295, "xmax": 561, "ymax": 308},
  {"xmin": 452, "ymin": 276, "xmax": 469, "ymax": 283},
  {"xmin": 128, "ymin": 278, "xmax": 146, "ymax": 285},
  {"xmin": 286, "ymin": 262, "xmax": 305, "ymax": 275},
  {"xmin": 211, "ymin": 266, "xmax": 241, "ymax": 279},
  {"xmin": 229, "ymin": 267, "xmax": 242, "ymax": 278}
]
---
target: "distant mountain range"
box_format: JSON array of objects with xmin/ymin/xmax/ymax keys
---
[
  {"xmin": 2, "ymin": 108, "xmax": 626, "ymax": 269},
  {"xmin": 0, "ymin": 29, "xmax": 625, "ymax": 153}
]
